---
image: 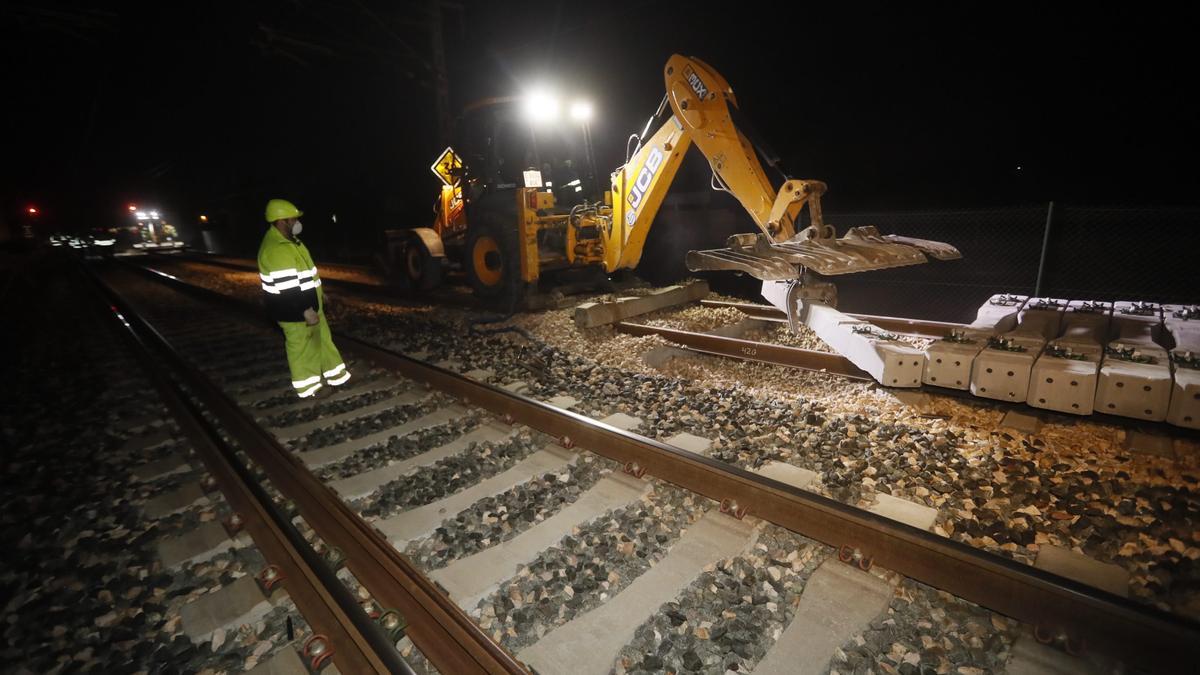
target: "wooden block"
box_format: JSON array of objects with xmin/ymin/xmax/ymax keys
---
[{"xmin": 573, "ymin": 281, "xmax": 709, "ymax": 328}]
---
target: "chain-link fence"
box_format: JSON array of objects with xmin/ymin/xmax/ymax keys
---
[
  {"xmin": 825, "ymin": 204, "xmax": 1197, "ymax": 322},
  {"xmin": 640, "ymin": 196, "xmax": 1196, "ymax": 323},
  {"xmin": 824, "ymin": 207, "xmax": 1045, "ymax": 322},
  {"xmin": 1040, "ymin": 206, "xmax": 1197, "ymax": 304}
]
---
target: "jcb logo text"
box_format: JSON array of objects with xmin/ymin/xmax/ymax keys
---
[{"xmin": 627, "ymin": 146, "xmax": 664, "ymax": 212}]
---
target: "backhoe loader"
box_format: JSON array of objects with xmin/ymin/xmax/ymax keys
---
[{"xmin": 386, "ymin": 54, "xmax": 962, "ymax": 386}]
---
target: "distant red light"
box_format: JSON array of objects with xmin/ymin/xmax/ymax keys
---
[
  {"xmin": 128, "ymin": 204, "xmax": 137, "ymax": 212},
  {"xmin": 27, "ymin": 207, "xmax": 38, "ymax": 215}
]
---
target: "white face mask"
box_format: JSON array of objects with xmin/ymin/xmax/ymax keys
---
[{"xmin": 291, "ymin": 220, "xmax": 303, "ymax": 236}]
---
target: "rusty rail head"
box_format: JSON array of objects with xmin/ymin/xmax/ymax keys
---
[
  {"xmin": 614, "ymin": 320, "xmax": 872, "ymax": 380},
  {"xmin": 122, "ymin": 262, "xmax": 1200, "ymax": 672},
  {"xmin": 699, "ymin": 299, "xmax": 963, "ymax": 339}
]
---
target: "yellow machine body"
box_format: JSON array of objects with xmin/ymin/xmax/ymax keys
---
[{"xmin": 417, "ymin": 53, "xmax": 958, "ymax": 298}]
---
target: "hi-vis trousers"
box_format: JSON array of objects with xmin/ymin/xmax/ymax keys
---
[{"xmin": 281, "ymin": 310, "xmax": 350, "ymax": 398}]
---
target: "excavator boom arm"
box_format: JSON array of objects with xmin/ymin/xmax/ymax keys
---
[
  {"xmin": 606, "ymin": 55, "xmax": 837, "ymax": 273},
  {"xmin": 602, "ymin": 54, "xmax": 963, "ymax": 390},
  {"xmin": 662, "ymin": 54, "xmax": 799, "ymax": 240}
]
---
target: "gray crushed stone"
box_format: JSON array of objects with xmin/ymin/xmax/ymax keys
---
[
  {"xmin": 613, "ymin": 525, "xmax": 828, "ymax": 674},
  {"xmin": 315, "ymin": 413, "xmax": 483, "ymax": 482},
  {"xmin": 358, "ymin": 431, "xmax": 546, "ymax": 519},
  {"xmin": 830, "ymin": 578, "xmax": 1019, "ymax": 675},
  {"xmin": 472, "ymin": 484, "xmax": 706, "ymax": 654},
  {"xmin": 403, "ymin": 455, "xmax": 614, "ymax": 570}
]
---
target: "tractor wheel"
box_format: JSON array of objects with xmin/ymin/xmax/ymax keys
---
[
  {"xmin": 404, "ymin": 238, "xmax": 443, "ymax": 291},
  {"xmin": 465, "ymin": 216, "xmax": 522, "ymax": 307}
]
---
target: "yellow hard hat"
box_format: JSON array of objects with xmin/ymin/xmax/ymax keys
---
[{"xmin": 265, "ymin": 198, "xmax": 303, "ymax": 223}]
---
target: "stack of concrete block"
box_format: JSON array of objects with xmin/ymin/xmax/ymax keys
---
[
  {"xmin": 970, "ymin": 298, "xmax": 1068, "ymax": 402},
  {"xmin": 1164, "ymin": 305, "xmax": 1200, "ymax": 429},
  {"xmin": 1095, "ymin": 302, "xmax": 1171, "ymax": 421},
  {"xmin": 1027, "ymin": 301, "xmax": 1112, "ymax": 415},
  {"xmin": 923, "ymin": 294, "xmax": 1026, "ymax": 390}
]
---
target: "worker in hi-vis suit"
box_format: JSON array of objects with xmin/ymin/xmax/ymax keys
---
[{"xmin": 257, "ymin": 198, "xmax": 350, "ymax": 398}]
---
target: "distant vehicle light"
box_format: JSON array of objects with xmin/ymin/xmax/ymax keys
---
[
  {"xmin": 199, "ymin": 214, "xmax": 208, "ymax": 222},
  {"xmin": 128, "ymin": 204, "xmax": 137, "ymax": 212},
  {"xmin": 27, "ymin": 206, "xmax": 38, "ymax": 215}
]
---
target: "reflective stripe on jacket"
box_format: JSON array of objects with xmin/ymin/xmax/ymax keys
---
[{"xmin": 257, "ymin": 226, "xmax": 322, "ymax": 322}]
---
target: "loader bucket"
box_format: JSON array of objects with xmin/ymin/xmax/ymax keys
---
[{"xmin": 686, "ymin": 226, "xmax": 961, "ymax": 280}]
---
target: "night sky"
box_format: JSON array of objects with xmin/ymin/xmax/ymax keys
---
[{"xmin": 4, "ymin": 1, "xmax": 1196, "ymax": 253}]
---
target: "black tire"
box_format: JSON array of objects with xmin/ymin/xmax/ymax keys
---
[
  {"xmin": 464, "ymin": 214, "xmax": 522, "ymax": 307},
  {"xmin": 404, "ymin": 239, "xmax": 443, "ymax": 291}
]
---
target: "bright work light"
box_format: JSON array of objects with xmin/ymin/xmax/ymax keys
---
[
  {"xmin": 523, "ymin": 90, "xmax": 560, "ymax": 123},
  {"xmin": 569, "ymin": 100, "xmax": 593, "ymax": 122}
]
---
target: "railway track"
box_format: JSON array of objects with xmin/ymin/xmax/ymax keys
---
[
  {"xmin": 9, "ymin": 253, "xmax": 431, "ymax": 672},
  {"xmin": 74, "ymin": 256, "xmax": 1200, "ymax": 672},
  {"xmin": 126, "ymin": 260, "xmax": 1200, "ymax": 560},
  {"xmin": 91, "ymin": 264, "xmax": 524, "ymax": 674},
  {"xmin": 99, "ymin": 282, "xmax": 416, "ymax": 674}
]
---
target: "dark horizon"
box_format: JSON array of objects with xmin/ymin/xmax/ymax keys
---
[{"xmin": 4, "ymin": 1, "xmax": 1197, "ymax": 244}]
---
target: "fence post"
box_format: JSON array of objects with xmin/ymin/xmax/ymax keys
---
[{"xmin": 1034, "ymin": 201, "xmax": 1055, "ymax": 297}]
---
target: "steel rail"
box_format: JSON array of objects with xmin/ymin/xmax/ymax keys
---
[
  {"xmin": 99, "ymin": 264, "xmax": 530, "ymax": 675},
  {"xmin": 146, "ymin": 252, "xmax": 490, "ymax": 310},
  {"xmin": 154, "ymin": 252, "xmax": 394, "ymax": 297},
  {"xmin": 700, "ymin": 299, "xmax": 964, "ymax": 338},
  {"xmin": 84, "ymin": 266, "xmax": 407, "ymax": 674},
  {"xmin": 122, "ymin": 261, "xmax": 1200, "ymax": 672},
  {"xmin": 152, "ymin": 250, "xmax": 376, "ymax": 277},
  {"xmin": 615, "ymin": 320, "xmax": 871, "ymax": 380}
]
